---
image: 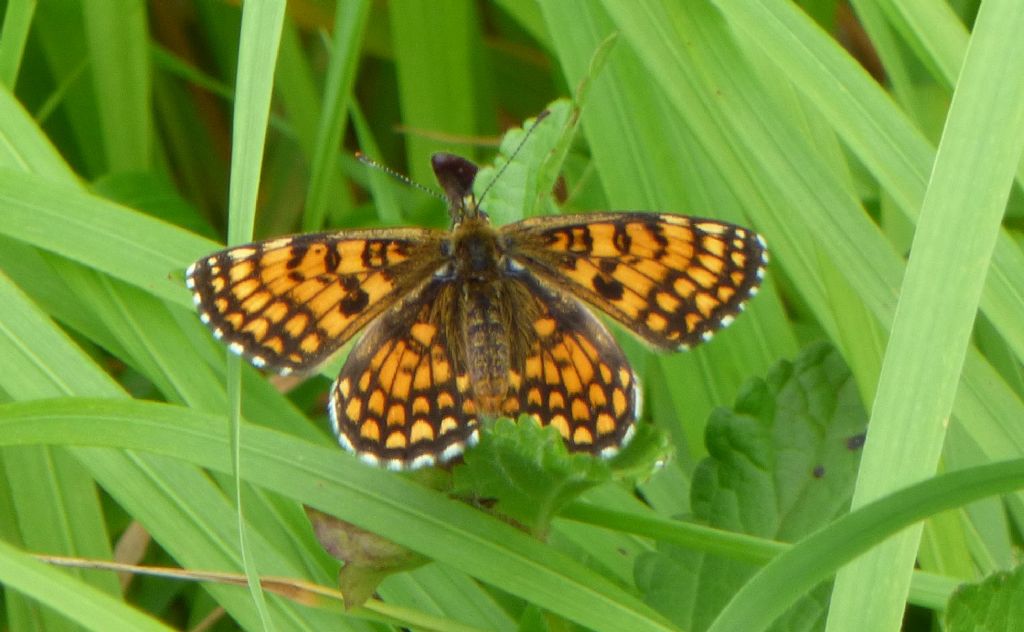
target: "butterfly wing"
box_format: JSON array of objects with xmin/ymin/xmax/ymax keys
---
[
  {"xmin": 186, "ymin": 228, "xmax": 445, "ymax": 374},
  {"xmin": 502, "ymin": 212, "xmax": 767, "ymax": 350},
  {"xmin": 327, "ymin": 279, "xmax": 479, "ymax": 470},
  {"xmin": 498, "ymin": 273, "xmax": 639, "ymax": 456}
]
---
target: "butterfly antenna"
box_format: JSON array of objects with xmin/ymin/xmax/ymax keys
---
[
  {"xmin": 476, "ymin": 109, "xmax": 551, "ymax": 207},
  {"xmin": 355, "ymin": 151, "xmax": 445, "ymax": 202}
]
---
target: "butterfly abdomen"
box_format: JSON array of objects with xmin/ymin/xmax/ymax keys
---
[{"xmin": 460, "ymin": 282, "xmax": 512, "ymax": 415}]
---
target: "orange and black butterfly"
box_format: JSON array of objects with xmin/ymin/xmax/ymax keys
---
[{"xmin": 186, "ymin": 152, "xmax": 766, "ymax": 470}]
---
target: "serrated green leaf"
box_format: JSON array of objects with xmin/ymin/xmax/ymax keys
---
[
  {"xmin": 604, "ymin": 421, "xmax": 672, "ymax": 481},
  {"xmin": 474, "ymin": 102, "xmax": 571, "ymax": 226},
  {"xmin": 636, "ymin": 342, "xmax": 867, "ymax": 630},
  {"xmin": 453, "ymin": 417, "xmax": 610, "ymax": 536},
  {"xmin": 944, "ymin": 564, "xmax": 1024, "ymax": 632}
]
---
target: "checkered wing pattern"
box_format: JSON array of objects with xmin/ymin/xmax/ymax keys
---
[
  {"xmin": 327, "ymin": 280, "xmax": 479, "ymax": 470},
  {"xmin": 498, "ymin": 275, "xmax": 638, "ymax": 456},
  {"xmin": 186, "ymin": 229, "xmax": 445, "ymax": 374},
  {"xmin": 503, "ymin": 213, "xmax": 767, "ymax": 350}
]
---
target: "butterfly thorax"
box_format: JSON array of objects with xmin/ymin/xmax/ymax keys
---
[{"xmin": 451, "ymin": 216, "xmax": 503, "ymax": 276}]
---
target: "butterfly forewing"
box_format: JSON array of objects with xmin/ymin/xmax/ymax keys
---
[
  {"xmin": 502, "ymin": 212, "xmax": 767, "ymax": 350},
  {"xmin": 186, "ymin": 228, "xmax": 445, "ymax": 374}
]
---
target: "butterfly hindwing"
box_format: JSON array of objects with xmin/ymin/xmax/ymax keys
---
[
  {"xmin": 186, "ymin": 229, "xmax": 445, "ymax": 374},
  {"xmin": 499, "ymin": 273, "xmax": 639, "ymax": 456},
  {"xmin": 327, "ymin": 280, "xmax": 479, "ymax": 470},
  {"xmin": 502, "ymin": 212, "xmax": 767, "ymax": 350}
]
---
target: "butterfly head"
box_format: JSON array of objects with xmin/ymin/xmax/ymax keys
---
[{"xmin": 432, "ymin": 152, "xmax": 488, "ymax": 226}]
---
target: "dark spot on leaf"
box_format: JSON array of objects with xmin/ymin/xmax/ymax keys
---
[
  {"xmin": 553, "ymin": 176, "xmax": 568, "ymax": 204},
  {"xmin": 846, "ymin": 433, "xmax": 866, "ymax": 451},
  {"xmin": 813, "ymin": 465, "xmax": 825, "ymax": 478}
]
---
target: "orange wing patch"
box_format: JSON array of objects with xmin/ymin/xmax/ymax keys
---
[
  {"xmin": 503, "ymin": 212, "xmax": 766, "ymax": 350},
  {"xmin": 186, "ymin": 228, "xmax": 444, "ymax": 374}
]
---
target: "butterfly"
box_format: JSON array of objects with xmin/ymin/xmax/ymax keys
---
[{"xmin": 186, "ymin": 152, "xmax": 766, "ymax": 470}]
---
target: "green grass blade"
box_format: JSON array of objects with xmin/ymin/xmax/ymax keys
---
[
  {"xmin": 0, "ymin": 86, "xmax": 78, "ymax": 179},
  {"xmin": 825, "ymin": 4, "xmax": 1024, "ymax": 629},
  {"xmin": 303, "ymin": 0, "xmax": 369, "ymax": 231},
  {"xmin": 0, "ymin": 397, "xmax": 675, "ymax": 632},
  {"xmin": 31, "ymin": 1, "xmax": 106, "ymax": 176},
  {"xmin": 0, "ymin": 271, "xmax": 122, "ymax": 632},
  {"xmin": 388, "ymin": 0, "xmax": 492, "ymax": 181},
  {"xmin": 229, "ymin": 3, "xmax": 287, "ymax": 627},
  {"xmin": 707, "ymin": 460, "xmax": 1024, "ymax": 632},
  {"xmin": 81, "ymin": 0, "xmax": 151, "ymax": 170},
  {"xmin": 0, "ymin": 538, "xmax": 172, "ymax": 632},
  {"xmin": 0, "ymin": 169, "xmax": 212, "ymax": 308},
  {"xmin": 716, "ymin": 0, "xmax": 1024, "ymax": 374},
  {"xmin": 561, "ymin": 502, "xmax": 959, "ymax": 610},
  {"xmin": 873, "ymin": 0, "xmax": 969, "ymax": 87},
  {"xmin": 0, "ymin": 269, "xmax": 343, "ymax": 629},
  {"xmin": 0, "ymin": 0, "xmax": 35, "ymax": 87},
  {"xmin": 228, "ymin": 2, "xmax": 283, "ymax": 246}
]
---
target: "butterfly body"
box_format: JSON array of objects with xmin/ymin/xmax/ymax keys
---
[{"xmin": 186, "ymin": 153, "xmax": 767, "ymax": 470}]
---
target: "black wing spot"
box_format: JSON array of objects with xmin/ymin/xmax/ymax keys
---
[
  {"xmin": 341, "ymin": 275, "xmax": 361, "ymax": 292},
  {"xmin": 286, "ymin": 245, "xmax": 309, "ymax": 269},
  {"xmin": 592, "ymin": 274, "xmax": 625, "ymax": 301},
  {"xmin": 339, "ymin": 287, "xmax": 370, "ymax": 315},
  {"xmin": 613, "ymin": 224, "xmax": 631, "ymax": 253},
  {"xmin": 325, "ymin": 244, "xmax": 341, "ymax": 271}
]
